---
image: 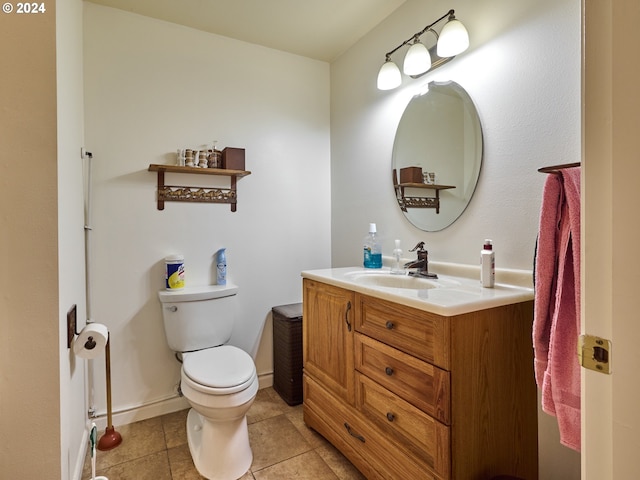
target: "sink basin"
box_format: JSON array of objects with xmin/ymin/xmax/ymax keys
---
[{"xmin": 348, "ymin": 273, "xmax": 439, "ymax": 290}]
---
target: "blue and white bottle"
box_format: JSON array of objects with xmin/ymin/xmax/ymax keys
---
[
  {"xmin": 363, "ymin": 223, "xmax": 382, "ymax": 269},
  {"xmin": 217, "ymin": 248, "xmax": 227, "ymax": 285}
]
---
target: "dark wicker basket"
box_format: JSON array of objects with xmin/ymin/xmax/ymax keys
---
[{"xmin": 272, "ymin": 303, "xmax": 303, "ymax": 405}]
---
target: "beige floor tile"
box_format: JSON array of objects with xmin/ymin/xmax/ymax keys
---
[
  {"xmin": 81, "ymin": 388, "xmax": 362, "ymax": 480},
  {"xmin": 162, "ymin": 408, "xmax": 189, "ymax": 449},
  {"xmin": 167, "ymin": 443, "xmax": 205, "ymax": 480},
  {"xmin": 247, "ymin": 387, "xmax": 288, "ymax": 424},
  {"xmin": 83, "ymin": 417, "xmax": 167, "ymax": 475},
  {"xmin": 253, "ymin": 451, "xmax": 339, "ymax": 480},
  {"xmin": 315, "ymin": 443, "xmax": 367, "ymax": 480},
  {"xmin": 249, "ymin": 415, "xmax": 312, "ymax": 471},
  {"xmin": 285, "ymin": 405, "xmax": 328, "ymax": 449},
  {"xmin": 100, "ymin": 450, "xmax": 172, "ymax": 480}
]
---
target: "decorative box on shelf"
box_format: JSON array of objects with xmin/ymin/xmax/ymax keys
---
[
  {"xmin": 222, "ymin": 147, "xmax": 245, "ymax": 171},
  {"xmin": 399, "ymin": 166, "xmax": 423, "ymax": 184}
]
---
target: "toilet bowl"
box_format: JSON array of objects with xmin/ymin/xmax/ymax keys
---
[{"xmin": 180, "ymin": 345, "xmax": 259, "ymax": 480}]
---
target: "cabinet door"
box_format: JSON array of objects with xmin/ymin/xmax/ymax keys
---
[{"xmin": 303, "ymin": 279, "xmax": 355, "ymax": 404}]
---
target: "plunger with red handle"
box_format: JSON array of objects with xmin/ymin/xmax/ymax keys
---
[{"xmin": 98, "ymin": 335, "xmax": 122, "ymax": 451}]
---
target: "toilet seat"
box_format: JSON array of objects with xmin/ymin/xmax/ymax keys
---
[{"xmin": 183, "ymin": 345, "xmax": 256, "ymax": 395}]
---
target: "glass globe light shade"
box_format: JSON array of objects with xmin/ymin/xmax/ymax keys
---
[
  {"xmin": 436, "ymin": 18, "xmax": 469, "ymax": 58},
  {"xmin": 377, "ymin": 60, "xmax": 402, "ymax": 90},
  {"xmin": 403, "ymin": 41, "xmax": 432, "ymax": 76}
]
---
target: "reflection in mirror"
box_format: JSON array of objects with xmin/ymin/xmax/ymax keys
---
[{"xmin": 392, "ymin": 80, "xmax": 483, "ymax": 231}]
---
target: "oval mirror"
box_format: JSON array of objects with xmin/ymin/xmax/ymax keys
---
[{"xmin": 392, "ymin": 80, "xmax": 483, "ymax": 231}]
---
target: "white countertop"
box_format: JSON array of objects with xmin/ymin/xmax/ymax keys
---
[{"xmin": 301, "ymin": 264, "xmax": 534, "ymax": 316}]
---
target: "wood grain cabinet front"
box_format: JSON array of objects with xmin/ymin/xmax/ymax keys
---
[
  {"xmin": 304, "ymin": 374, "xmax": 441, "ymax": 480},
  {"xmin": 302, "ymin": 279, "xmax": 355, "ymax": 405},
  {"xmin": 354, "ymin": 333, "xmax": 450, "ymax": 424},
  {"xmin": 303, "ymin": 279, "xmax": 538, "ymax": 480}
]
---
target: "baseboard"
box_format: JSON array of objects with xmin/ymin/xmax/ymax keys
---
[
  {"xmin": 84, "ymin": 371, "xmax": 274, "ymax": 431},
  {"xmin": 258, "ymin": 371, "xmax": 273, "ymax": 390},
  {"xmin": 71, "ymin": 426, "xmax": 89, "ymax": 480},
  {"xmin": 87, "ymin": 395, "xmax": 189, "ymax": 431}
]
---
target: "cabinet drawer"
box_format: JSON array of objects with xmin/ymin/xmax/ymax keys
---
[
  {"xmin": 355, "ymin": 294, "xmax": 450, "ymax": 369},
  {"xmin": 304, "ymin": 374, "xmax": 442, "ymax": 480},
  {"xmin": 355, "ymin": 333, "xmax": 450, "ymax": 424},
  {"xmin": 356, "ymin": 373, "xmax": 450, "ymax": 479}
]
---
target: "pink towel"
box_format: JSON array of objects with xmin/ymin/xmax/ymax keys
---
[{"xmin": 533, "ymin": 166, "xmax": 581, "ymax": 451}]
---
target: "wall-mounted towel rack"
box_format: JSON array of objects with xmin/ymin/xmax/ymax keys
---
[{"xmin": 538, "ymin": 162, "xmax": 581, "ymax": 174}]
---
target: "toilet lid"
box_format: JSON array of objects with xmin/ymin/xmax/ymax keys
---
[{"xmin": 182, "ymin": 346, "xmax": 255, "ymax": 389}]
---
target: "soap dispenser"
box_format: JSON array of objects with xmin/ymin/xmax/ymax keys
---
[{"xmin": 391, "ymin": 239, "xmax": 404, "ymax": 274}]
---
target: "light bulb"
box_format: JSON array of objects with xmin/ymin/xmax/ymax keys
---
[
  {"xmin": 377, "ymin": 60, "xmax": 401, "ymax": 90},
  {"xmin": 437, "ymin": 18, "xmax": 469, "ymax": 58},
  {"xmin": 403, "ymin": 41, "xmax": 432, "ymax": 76}
]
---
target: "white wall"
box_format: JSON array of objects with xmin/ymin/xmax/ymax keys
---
[
  {"xmin": 83, "ymin": 3, "xmax": 331, "ymax": 421},
  {"xmin": 331, "ymin": 0, "xmax": 580, "ymax": 270},
  {"xmin": 330, "ymin": 0, "xmax": 581, "ymax": 477},
  {"xmin": 57, "ymin": 0, "xmax": 89, "ymax": 478}
]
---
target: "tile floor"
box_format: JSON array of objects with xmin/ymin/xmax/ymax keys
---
[{"xmin": 83, "ymin": 387, "xmax": 366, "ymax": 480}]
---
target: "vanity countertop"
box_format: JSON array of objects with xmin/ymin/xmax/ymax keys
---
[{"xmin": 301, "ymin": 264, "xmax": 534, "ymax": 316}]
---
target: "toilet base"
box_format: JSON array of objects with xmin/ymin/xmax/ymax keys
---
[{"xmin": 186, "ymin": 408, "xmax": 253, "ymax": 480}]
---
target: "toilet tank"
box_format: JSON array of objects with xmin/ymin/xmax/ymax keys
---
[{"xmin": 158, "ymin": 284, "xmax": 238, "ymax": 352}]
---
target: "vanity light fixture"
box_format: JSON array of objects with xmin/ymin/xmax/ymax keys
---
[{"xmin": 377, "ymin": 9, "xmax": 469, "ymax": 90}]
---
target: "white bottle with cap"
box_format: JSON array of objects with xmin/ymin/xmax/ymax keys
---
[
  {"xmin": 363, "ymin": 223, "xmax": 382, "ymax": 269},
  {"xmin": 480, "ymin": 239, "xmax": 495, "ymax": 288}
]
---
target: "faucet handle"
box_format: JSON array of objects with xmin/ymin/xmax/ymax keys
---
[{"xmin": 409, "ymin": 241, "xmax": 426, "ymax": 253}]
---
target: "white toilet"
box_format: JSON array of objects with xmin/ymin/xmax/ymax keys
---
[{"xmin": 158, "ymin": 284, "xmax": 258, "ymax": 480}]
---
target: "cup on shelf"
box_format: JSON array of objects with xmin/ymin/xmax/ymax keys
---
[
  {"xmin": 423, "ymin": 172, "xmax": 436, "ymax": 184},
  {"xmin": 198, "ymin": 151, "xmax": 208, "ymax": 168}
]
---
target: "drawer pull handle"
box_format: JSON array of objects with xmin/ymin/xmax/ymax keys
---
[
  {"xmin": 344, "ymin": 422, "xmax": 365, "ymax": 443},
  {"xmin": 345, "ymin": 301, "xmax": 352, "ymax": 332},
  {"xmin": 386, "ymin": 412, "xmax": 395, "ymax": 422},
  {"xmin": 385, "ymin": 321, "xmax": 394, "ymax": 330},
  {"xmin": 385, "ymin": 367, "xmax": 394, "ymax": 376}
]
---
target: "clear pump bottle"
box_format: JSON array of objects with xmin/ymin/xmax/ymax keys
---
[{"xmin": 391, "ymin": 239, "xmax": 404, "ymax": 274}]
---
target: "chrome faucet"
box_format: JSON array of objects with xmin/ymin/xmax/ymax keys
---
[{"xmin": 404, "ymin": 242, "xmax": 438, "ymax": 279}]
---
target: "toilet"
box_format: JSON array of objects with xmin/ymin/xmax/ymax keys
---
[{"xmin": 158, "ymin": 284, "xmax": 258, "ymax": 480}]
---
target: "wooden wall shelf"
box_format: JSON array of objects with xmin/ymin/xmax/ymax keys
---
[
  {"xmin": 392, "ymin": 169, "xmax": 455, "ymax": 214},
  {"xmin": 148, "ymin": 164, "xmax": 251, "ymax": 212},
  {"xmin": 394, "ymin": 182, "xmax": 456, "ymax": 214}
]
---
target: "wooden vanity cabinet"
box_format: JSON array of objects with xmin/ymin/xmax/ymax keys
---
[{"xmin": 302, "ymin": 278, "xmax": 538, "ymax": 480}]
